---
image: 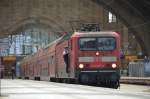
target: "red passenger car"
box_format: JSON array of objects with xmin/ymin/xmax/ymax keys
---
[{"xmin": 21, "ymin": 31, "xmax": 120, "ymax": 88}]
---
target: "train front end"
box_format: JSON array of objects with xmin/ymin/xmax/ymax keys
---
[{"xmin": 73, "ymin": 32, "xmax": 120, "ymax": 88}]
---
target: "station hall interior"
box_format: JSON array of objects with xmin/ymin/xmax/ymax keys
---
[{"xmin": 0, "ymin": 0, "xmax": 150, "ymax": 80}]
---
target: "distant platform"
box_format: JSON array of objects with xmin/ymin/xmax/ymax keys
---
[{"xmin": 120, "ymin": 76, "xmax": 150, "ymax": 85}]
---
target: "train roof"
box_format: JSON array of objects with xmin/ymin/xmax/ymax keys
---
[
  {"xmin": 71, "ymin": 31, "xmax": 119, "ymax": 38},
  {"xmin": 43, "ymin": 31, "xmax": 119, "ymax": 49}
]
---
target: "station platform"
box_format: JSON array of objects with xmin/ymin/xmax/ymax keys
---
[
  {"xmin": 0, "ymin": 79, "xmax": 150, "ymax": 99},
  {"xmin": 120, "ymin": 76, "xmax": 150, "ymax": 85}
]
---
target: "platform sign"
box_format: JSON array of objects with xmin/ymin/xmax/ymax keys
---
[
  {"xmin": 3, "ymin": 56, "xmax": 16, "ymax": 61},
  {"xmin": 125, "ymin": 55, "xmax": 138, "ymax": 61}
]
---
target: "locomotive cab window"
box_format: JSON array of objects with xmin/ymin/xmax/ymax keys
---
[
  {"xmin": 79, "ymin": 37, "xmax": 116, "ymax": 51},
  {"xmin": 97, "ymin": 37, "xmax": 116, "ymax": 51},
  {"xmin": 79, "ymin": 38, "xmax": 97, "ymax": 50}
]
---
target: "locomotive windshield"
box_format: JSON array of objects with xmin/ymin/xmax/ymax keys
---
[{"xmin": 79, "ymin": 37, "xmax": 116, "ymax": 51}]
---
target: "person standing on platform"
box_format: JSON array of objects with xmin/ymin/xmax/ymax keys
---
[
  {"xmin": 63, "ymin": 47, "xmax": 69, "ymax": 73},
  {"xmin": 11, "ymin": 66, "xmax": 15, "ymax": 79}
]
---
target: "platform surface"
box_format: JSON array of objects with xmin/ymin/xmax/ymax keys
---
[{"xmin": 0, "ymin": 79, "xmax": 150, "ymax": 99}]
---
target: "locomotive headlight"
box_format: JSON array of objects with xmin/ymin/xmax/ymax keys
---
[
  {"xmin": 96, "ymin": 52, "xmax": 99, "ymax": 56},
  {"xmin": 112, "ymin": 63, "xmax": 117, "ymax": 68},
  {"xmin": 79, "ymin": 64, "xmax": 84, "ymax": 69}
]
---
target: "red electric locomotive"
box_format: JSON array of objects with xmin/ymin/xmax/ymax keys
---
[{"xmin": 21, "ymin": 31, "xmax": 120, "ymax": 88}]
